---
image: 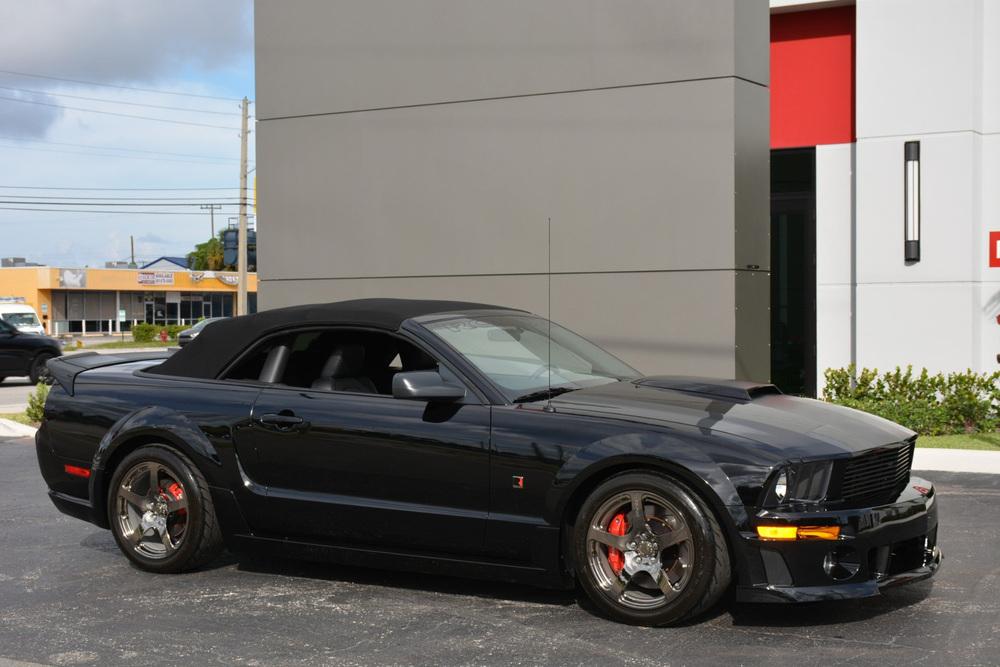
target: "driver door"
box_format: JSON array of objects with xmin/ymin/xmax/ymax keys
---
[{"xmin": 232, "ymin": 329, "xmax": 492, "ymax": 556}]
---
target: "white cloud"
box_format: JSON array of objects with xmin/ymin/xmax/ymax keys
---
[
  {"xmin": 0, "ymin": 0, "xmax": 254, "ymax": 267},
  {"xmin": 0, "ymin": 0, "xmax": 251, "ymax": 87}
]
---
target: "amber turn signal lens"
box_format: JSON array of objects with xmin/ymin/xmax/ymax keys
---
[
  {"xmin": 756, "ymin": 525, "xmax": 840, "ymax": 541},
  {"xmin": 797, "ymin": 525, "xmax": 841, "ymax": 540},
  {"xmin": 756, "ymin": 525, "xmax": 798, "ymax": 540}
]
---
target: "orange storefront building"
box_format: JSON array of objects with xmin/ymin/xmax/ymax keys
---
[{"xmin": 0, "ymin": 266, "xmax": 257, "ymax": 335}]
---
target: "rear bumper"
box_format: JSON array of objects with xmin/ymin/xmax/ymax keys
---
[{"xmin": 736, "ymin": 475, "xmax": 941, "ymax": 603}]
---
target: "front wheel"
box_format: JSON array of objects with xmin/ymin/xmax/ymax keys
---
[
  {"xmin": 574, "ymin": 472, "xmax": 731, "ymax": 626},
  {"xmin": 108, "ymin": 445, "xmax": 223, "ymax": 573}
]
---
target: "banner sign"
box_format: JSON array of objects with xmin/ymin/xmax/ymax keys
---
[
  {"xmin": 990, "ymin": 231, "xmax": 1000, "ymax": 268},
  {"xmin": 137, "ymin": 271, "xmax": 174, "ymax": 286},
  {"xmin": 58, "ymin": 269, "xmax": 87, "ymax": 288}
]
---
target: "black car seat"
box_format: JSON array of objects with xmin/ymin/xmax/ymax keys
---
[{"xmin": 310, "ymin": 344, "xmax": 377, "ymax": 393}]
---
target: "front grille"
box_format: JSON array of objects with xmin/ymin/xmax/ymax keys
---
[{"xmin": 838, "ymin": 441, "xmax": 915, "ymax": 505}]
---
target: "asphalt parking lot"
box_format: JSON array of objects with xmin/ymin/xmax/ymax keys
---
[{"xmin": 2, "ymin": 436, "xmax": 998, "ymax": 667}]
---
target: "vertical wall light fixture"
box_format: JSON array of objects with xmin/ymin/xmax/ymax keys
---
[{"xmin": 904, "ymin": 141, "xmax": 921, "ymax": 262}]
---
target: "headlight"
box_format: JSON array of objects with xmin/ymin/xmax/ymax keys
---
[
  {"xmin": 765, "ymin": 461, "xmax": 833, "ymax": 506},
  {"xmin": 774, "ymin": 471, "xmax": 788, "ymax": 503}
]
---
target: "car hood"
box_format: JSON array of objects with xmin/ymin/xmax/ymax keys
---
[{"xmin": 547, "ymin": 376, "xmax": 914, "ymax": 460}]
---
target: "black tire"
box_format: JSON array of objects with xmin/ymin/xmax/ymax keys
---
[
  {"xmin": 107, "ymin": 444, "xmax": 223, "ymax": 573},
  {"xmin": 573, "ymin": 471, "xmax": 731, "ymax": 626},
  {"xmin": 28, "ymin": 352, "xmax": 54, "ymax": 385}
]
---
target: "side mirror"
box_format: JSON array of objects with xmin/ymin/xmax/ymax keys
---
[{"xmin": 392, "ymin": 371, "xmax": 466, "ymax": 402}]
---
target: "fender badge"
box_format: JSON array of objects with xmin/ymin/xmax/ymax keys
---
[{"xmin": 512, "ymin": 475, "xmax": 525, "ymax": 489}]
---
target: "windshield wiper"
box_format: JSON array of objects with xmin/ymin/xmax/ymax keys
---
[{"xmin": 512, "ymin": 386, "xmax": 579, "ymax": 404}]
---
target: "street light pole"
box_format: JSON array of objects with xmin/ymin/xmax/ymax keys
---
[
  {"xmin": 237, "ymin": 96, "xmax": 249, "ymax": 316},
  {"xmin": 200, "ymin": 203, "xmax": 221, "ymax": 238}
]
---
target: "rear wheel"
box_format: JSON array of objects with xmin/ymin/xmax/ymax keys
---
[
  {"xmin": 28, "ymin": 352, "xmax": 54, "ymax": 384},
  {"xmin": 108, "ymin": 445, "xmax": 223, "ymax": 573},
  {"xmin": 574, "ymin": 472, "xmax": 731, "ymax": 626}
]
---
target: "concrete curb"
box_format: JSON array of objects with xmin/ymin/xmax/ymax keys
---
[
  {"xmin": 0, "ymin": 419, "xmax": 37, "ymax": 439},
  {"xmin": 913, "ymin": 447, "xmax": 1000, "ymax": 475}
]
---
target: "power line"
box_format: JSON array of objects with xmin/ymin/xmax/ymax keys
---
[
  {"xmin": 0, "ymin": 135, "xmax": 240, "ymax": 161},
  {"xmin": 0, "ymin": 194, "xmax": 244, "ymax": 201},
  {"xmin": 0, "ymin": 200, "xmax": 250, "ymax": 207},
  {"xmin": 0, "ymin": 142, "xmax": 242, "ymax": 165},
  {"xmin": 0, "ymin": 85, "xmax": 241, "ymax": 116},
  {"xmin": 0, "ymin": 94, "xmax": 240, "ymax": 130},
  {"xmin": 0, "ymin": 185, "xmax": 240, "ymax": 191},
  {"xmin": 0, "ymin": 205, "xmax": 238, "ymax": 215},
  {"xmin": 0, "ymin": 69, "xmax": 248, "ymax": 102}
]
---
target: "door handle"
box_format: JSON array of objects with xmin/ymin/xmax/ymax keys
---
[{"xmin": 256, "ymin": 412, "xmax": 307, "ymax": 431}]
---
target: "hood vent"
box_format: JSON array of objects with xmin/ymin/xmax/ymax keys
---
[{"xmin": 635, "ymin": 376, "xmax": 782, "ymax": 402}]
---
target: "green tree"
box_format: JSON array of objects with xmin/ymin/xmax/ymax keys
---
[{"xmin": 187, "ymin": 233, "xmax": 227, "ymax": 271}]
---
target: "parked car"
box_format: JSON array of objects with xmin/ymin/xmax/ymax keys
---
[
  {"xmin": 0, "ymin": 317, "xmax": 62, "ymax": 384},
  {"xmin": 177, "ymin": 317, "xmax": 227, "ymax": 347},
  {"xmin": 35, "ymin": 299, "xmax": 940, "ymax": 626},
  {"xmin": 0, "ymin": 303, "xmax": 45, "ymax": 335}
]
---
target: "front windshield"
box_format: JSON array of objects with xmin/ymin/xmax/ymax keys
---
[
  {"xmin": 2, "ymin": 313, "xmax": 40, "ymax": 328},
  {"xmin": 423, "ymin": 314, "xmax": 639, "ymax": 401}
]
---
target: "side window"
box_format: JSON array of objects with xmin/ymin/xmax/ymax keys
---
[
  {"xmin": 0, "ymin": 318, "xmax": 12, "ymax": 334},
  {"xmin": 222, "ymin": 328, "xmax": 445, "ymax": 396},
  {"xmin": 224, "ymin": 333, "xmax": 295, "ymax": 381}
]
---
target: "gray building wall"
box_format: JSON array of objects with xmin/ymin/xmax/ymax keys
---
[{"xmin": 255, "ymin": 0, "xmax": 770, "ymax": 379}]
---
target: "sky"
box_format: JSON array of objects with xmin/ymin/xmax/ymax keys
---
[{"xmin": 0, "ymin": 0, "xmax": 255, "ymax": 267}]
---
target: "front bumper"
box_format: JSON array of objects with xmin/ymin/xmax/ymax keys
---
[{"xmin": 736, "ymin": 475, "xmax": 941, "ymax": 603}]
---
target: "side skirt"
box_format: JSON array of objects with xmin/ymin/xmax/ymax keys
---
[{"xmin": 227, "ymin": 534, "xmax": 575, "ymax": 590}]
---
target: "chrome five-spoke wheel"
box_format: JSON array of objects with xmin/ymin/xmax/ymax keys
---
[
  {"xmin": 116, "ymin": 461, "xmax": 189, "ymax": 559},
  {"xmin": 574, "ymin": 472, "xmax": 731, "ymax": 626},
  {"xmin": 586, "ymin": 490, "xmax": 694, "ymax": 610},
  {"xmin": 108, "ymin": 445, "xmax": 223, "ymax": 573}
]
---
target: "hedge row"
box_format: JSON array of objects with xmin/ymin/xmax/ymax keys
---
[
  {"xmin": 823, "ymin": 365, "xmax": 1000, "ymax": 436},
  {"xmin": 132, "ymin": 323, "xmax": 188, "ymax": 343}
]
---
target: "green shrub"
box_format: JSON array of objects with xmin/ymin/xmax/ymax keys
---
[
  {"xmin": 132, "ymin": 323, "xmax": 187, "ymax": 342},
  {"xmin": 132, "ymin": 323, "xmax": 157, "ymax": 343},
  {"xmin": 823, "ymin": 365, "xmax": 1000, "ymax": 436},
  {"xmin": 25, "ymin": 382, "xmax": 49, "ymax": 423}
]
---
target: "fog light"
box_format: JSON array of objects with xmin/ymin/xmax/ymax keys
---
[{"xmin": 823, "ymin": 546, "xmax": 860, "ymax": 581}]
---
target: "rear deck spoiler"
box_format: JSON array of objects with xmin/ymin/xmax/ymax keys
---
[
  {"xmin": 47, "ymin": 351, "xmax": 172, "ymax": 396},
  {"xmin": 635, "ymin": 376, "xmax": 782, "ymax": 402}
]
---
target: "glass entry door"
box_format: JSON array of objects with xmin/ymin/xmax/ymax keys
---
[{"xmin": 770, "ymin": 149, "xmax": 817, "ymax": 397}]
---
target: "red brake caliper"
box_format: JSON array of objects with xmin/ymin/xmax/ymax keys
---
[
  {"xmin": 607, "ymin": 513, "xmax": 629, "ymax": 575},
  {"xmin": 164, "ymin": 482, "xmax": 186, "ymax": 517}
]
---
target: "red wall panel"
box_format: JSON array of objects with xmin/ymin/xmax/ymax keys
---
[{"xmin": 771, "ymin": 7, "xmax": 855, "ymax": 149}]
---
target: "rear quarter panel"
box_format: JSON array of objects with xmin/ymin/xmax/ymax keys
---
[{"xmin": 38, "ymin": 361, "xmax": 261, "ymax": 523}]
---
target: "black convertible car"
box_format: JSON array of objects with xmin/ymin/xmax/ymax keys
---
[{"xmin": 35, "ymin": 299, "xmax": 940, "ymax": 626}]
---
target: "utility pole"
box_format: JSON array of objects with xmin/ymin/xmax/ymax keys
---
[
  {"xmin": 200, "ymin": 203, "xmax": 221, "ymax": 238},
  {"xmin": 237, "ymin": 96, "xmax": 249, "ymax": 316},
  {"xmin": 129, "ymin": 235, "xmax": 136, "ymax": 268}
]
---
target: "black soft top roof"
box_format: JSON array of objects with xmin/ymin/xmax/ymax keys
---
[{"xmin": 148, "ymin": 298, "xmax": 519, "ymax": 379}]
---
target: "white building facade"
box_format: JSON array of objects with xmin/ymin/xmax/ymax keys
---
[{"xmin": 771, "ymin": 0, "xmax": 1000, "ymax": 395}]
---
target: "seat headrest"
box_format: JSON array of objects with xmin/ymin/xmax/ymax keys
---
[{"xmin": 320, "ymin": 344, "xmax": 366, "ymax": 378}]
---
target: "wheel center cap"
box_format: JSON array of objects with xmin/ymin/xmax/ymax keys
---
[
  {"xmin": 140, "ymin": 510, "xmax": 167, "ymax": 535},
  {"xmin": 636, "ymin": 540, "xmax": 657, "ymax": 558}
]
